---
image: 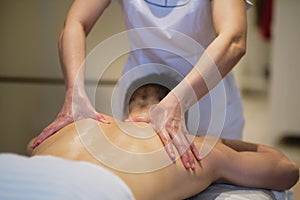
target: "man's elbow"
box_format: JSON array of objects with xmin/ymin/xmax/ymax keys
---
[
  {"xmin": 278, "ymin": 159, "xmax": 299, "ymax": 190},
  {"xmin": 285, "ymin": 161, "xmax": 299, "ymax": 190}
]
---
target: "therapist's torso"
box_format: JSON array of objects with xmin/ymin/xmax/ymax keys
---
[
  {"xmin": 113, "ymin": 0, "xmax": 246, "ymax": 139},
  {"xmin": 120, "ymin": 0, "xmax": 215, "ymax": 75}
]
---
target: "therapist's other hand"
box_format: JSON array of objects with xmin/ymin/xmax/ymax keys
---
[
  {"xmin": 31, "ymin": 90, "xmax": 109, "ymax": 149},
  {"xmin": 149, "ymin": 94, "xmax": 201, "ymax": 169}
]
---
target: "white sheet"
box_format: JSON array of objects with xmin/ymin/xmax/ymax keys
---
[
  {"xmin": 0, "ymin": 153, "xmax": 135, "ymax": 200},
  {"xmin": 186, "ymin": 183, "xmax": 293, "ymax": 200}
]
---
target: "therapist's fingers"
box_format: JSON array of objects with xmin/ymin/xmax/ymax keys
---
[
  {"xmin": 125, "ymin": 116, "xmax": 150, "ymax": 123},
  {"xmin": 31, "ymin": 117, "xmax": 73, "ymax": 149},
  {"xmin": 169, "ymin": 130, "xmax": 195, "ymax": 169},
  {"xmin": 32, "ymin": 113, "xmax": 109, "ymax": 149},
  {"xmin": 184, "ymin": 134, "xmax": 201, "ymax": 161},
  {"xmin": 158, "ymin": 128, "xmax": 176, "ymax": 161},
  {"xmin": 180, "ymin": 124, "xmax": 201, "ymax": 161},
  {"xmin": 95, "ymin": 113, "xmax": 110, "ymax": 124}
]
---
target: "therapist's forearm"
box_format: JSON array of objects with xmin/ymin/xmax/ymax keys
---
[
  {"xmin": 59, "ymin": 21, "xmax": 87, "ymax": 93},
  {"xmin": 58, "ymin": 0, "xmax": 111, "ymax": 94},
  {"xmin": 194, "ymin": 31, "xmax": 246, "ymax": 92},
  {"xmin": 169, "ymin": 0, "xmax": 247, "ymax": 111},
  {"xmin": 171, "ymin": 33, "xmax": 246, "ymax": 111}
]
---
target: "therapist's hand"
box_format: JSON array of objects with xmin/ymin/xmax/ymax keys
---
[
  {"xmin": 149, "ymin": 93, "xmax": 201, "ymax": 169},
  {"xmin": 31, "ymin": 90, "xmax": 109, "ymax": 149}
]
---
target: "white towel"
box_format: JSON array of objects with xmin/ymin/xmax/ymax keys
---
[{"xmin": 0, "ymin": 153, "xmax": 135, "ymax": 200}]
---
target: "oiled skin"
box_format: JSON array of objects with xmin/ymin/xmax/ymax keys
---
[
  {"xmin": 31, "ymin": 117, "xmax": 218, "ymax": 200},
  {"xmin": 29, "ymin": 116, "xmax": 299, "ymax": 200}
]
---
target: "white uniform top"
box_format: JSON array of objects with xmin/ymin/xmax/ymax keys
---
[{"xmin": 112, "ymin": 0, "xmax": 252, "ymax": 139}]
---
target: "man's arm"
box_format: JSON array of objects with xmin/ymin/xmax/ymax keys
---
[{"xmin": 216, "ymin": 139, "xmax": 299, "ymax": 190}]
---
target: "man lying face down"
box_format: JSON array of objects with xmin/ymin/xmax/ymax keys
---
[{"xmin": 9, "ymin": 84, "xmax": 300, "ymax": 199}]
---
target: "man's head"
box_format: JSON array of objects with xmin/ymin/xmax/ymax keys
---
[{"xmin": 127, "ymin": 83, "xmax": 170, "ymax": 121}]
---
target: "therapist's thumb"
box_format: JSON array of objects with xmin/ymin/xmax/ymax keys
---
[{"xmin": 94, "ymin": 113, "xmax": 110, "ymax": 124}]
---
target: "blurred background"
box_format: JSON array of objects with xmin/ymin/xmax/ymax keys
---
[{"xmin": 0, "ymin": 0, "xmax": 299, "ymax": 196}]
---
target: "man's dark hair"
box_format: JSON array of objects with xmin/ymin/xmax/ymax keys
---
[{"xmin": 128, "ymin": 83, "xmax": 170, "ymax": 114}]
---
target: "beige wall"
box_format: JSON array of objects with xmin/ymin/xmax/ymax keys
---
[
  {"xmin": 234, "ymin": 2, "xmax": 270, "ymax": 92},
  {"xmin": 269, "ymin": 0, "xmax": 300, "ymax": 143},
  {"xmin": 0, "ymin": 0, "xmax": 126, "ymax": 154},
  {"xmin": 0, "ymin": 0, "xmax": 126, "ymax": 80}
]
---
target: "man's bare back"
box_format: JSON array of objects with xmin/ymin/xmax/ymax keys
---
[{"xmin": 29, "ymin": 116, "xmax": 299, "ymax": 200}]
